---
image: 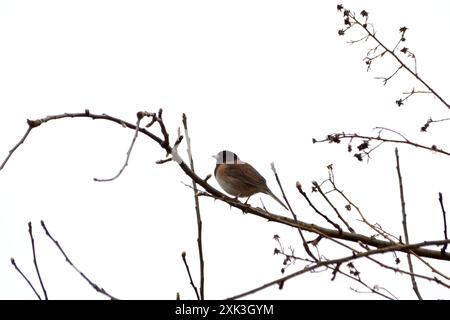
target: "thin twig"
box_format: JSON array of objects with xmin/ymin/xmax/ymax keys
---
[
  {"xmin": 368, "ymin": 254, "xmax": 450, "ymax": 289},
  {"xmin": 396, "ymin": 88, "xmax": 431, "ymax": 107},
  {"xmin": 28, "ymin": 222, "xmax": 48, "ymax": 299},
  {"xmin": 40, "ymin": 220, "xmax": 118, "ymax": 300},
  {"xmin": 421, "ymin": 117, "xmax": 450, "ymax": 132},
  {"xmin": 0, "ymin": 110, "xmax": 166, "ymax": 173},
  {"xmin": 311, "ymin": 227, "xmax": 448, "ymax": 295},
  {"xmin": 182, "ymin": 113, "xmax": 204, "ymax": 300},
  {"xmin": 339, "ymin": 267, "xmax": 396, "ymax": 300},
  {"xmin": 439, "ymin": 192, "xmax": 448, "ymax": 254},
  {"xmin": 94, "ymin": 112, "xmax": 146, "ymax": 182},
  {"xmin": 326, "ymin": 232, "xmax": 450, "ymax": 290},
  {"xmin": 156, "ymin": 157, "xmax": 173, "ymax": 164},
  {"xmin": 295, "ymin": 181, "xmax": 342, "ymax": 231},
  {"xmin": 227, "ymin": 239, "xmax": 450, "ymax": 300},
  {"xmin": 181, "ymin": 251, "xmax": 200, "ymax": 300},
  {"xmin": 314, "ymin": 132, "xmax": 450, "ymax": 158},
  {"xmin": 271, "ymin": 163, "xmax": 318, "ymax": 262},
  {"xmin": 350, "ymin": 285, "xmax": 398, "ymax": 300},
  {"xmin": 395, "ymin": 148, "xmax": 422, "ymax": 299},
  {"xmin": 313, "ymin": 181, "xmax": 354, "ymax": 233},
  {"xmin": 274, "ymin": 235, "xmax": 313, "ymax": 266},
  {"xmin": 342, "ymin": 7, "xmax": 450, "ymax": 110},
  {"xmin": 197, "ymin": 187, "xmax": 450, "ymax": 261},
  {"xmin": 10, "ymin": 258, "xmax": 42, "ymax": 300},
  {"xmin": 313, "ymin": 226, "xmax": 450, "ymax": 292},
  {"xmin": 328, "ymin": 176, "xmax": 397, "ymax": 243},
  {"xmin": 0, "ymin": 126, "xmax": 32, "ymax": 171},
  {"xmin": 274, "ymin": 234, "xmax": 393, "ymax": 298},
  {"xmin": 375, "ymin": 65, "xmax": 403, "ymax": 85},
  {"xmin": 156, "ymin": 109, "xmax": 170, "ymax": 149},
  {"xmin": 374, "ymin": 127, "xmax": 409, "ymax": 141},
  {"xmin": 409, "ymin": 251, "xmax": 450, "ymax": 282}
]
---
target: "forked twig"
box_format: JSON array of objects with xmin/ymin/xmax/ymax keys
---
[
  {"xmin": 313, "ymin": 181, "xmax": 354, "ymax": 233},
  {"xmin": 94, "ymin": 112, "xmax": 148, "ymax": 182},
  {"xmin": 271, "ymin": 163, "xmax": 318, "ymax": 262}
]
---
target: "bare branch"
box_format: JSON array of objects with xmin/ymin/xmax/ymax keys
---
[
  {"xmin": 181, "ymin": 251, "xmax": 200, "ymax": 300},
  {"xmin": 2, "ymin": 110, "xmax": 450, "ymax": 262},
  {"xmin": 374, "ymin": 65, "xmax": 402, "ymax": 85},
  {"xmin": 312, "ymin": 181, "xmax": 354, "ymax": 233},
  {"xmin": 94, "ymin": 112, "xmax": 145, "ymax": 182},
  {"xmin": 28, "ymin": 222, "xmax": 48, "ymax": 300},
  {"xmin": 350, "ymin": 284, "xmax": 398, "ymax": 300},
  {"xmin": 156, "ymin": 108, "xmax": 170, "ymax": 149},
  {"xmin": 227, "ymin": 239, "xmax": 450, "ymax": 300},
  {"xmin": 439, "ymin": 192, "xmax": 449, "ymax": 254},
  {"xmin": 0, "ymin": 110, "xmax": 166, "ymax": 174},
  {"xmin": 0, "ymin": 125, "xmax": 32, "ymax": 171},
  {"xmin": 40, "ymin": 220, "xmax": 118, "ymax": 300},
  {"xmin": 314, "ymin": 132, "xmax": 450, "ymax": 159},
  {"xmin": 339, "ymin": 6, "xmax": 450, "ymax": 109},
  {"xmin": 272, "ymin": 163, "xmax": 317, "ymax": 262},
  {"xmin": 10, "ymin": 258, "xmax": 42, "ymax": 300},
  {"xmin": 421, "ymin": 116, "xmax": 450, "ymax": 133},
  {"xmin": 395, "ymin": 148, "xmax": 422, "ymax": 299},
  {"xmin": 396, "ymin": 88, "xmax": 432, "ymax": 108},
  {"xmin": 326, "ymin": 170, "xmax": 397, "ymax": 242},
  {"xmin": 182, "ymin": 113, "xmax": 205, "ymax": 300},
  {"xmin": 368, "ymin": 254, "xmax": 450, "ymax": 289},
  {"xmin": 326, "ymin": 230, "xmax": 450, "ymax": 290},
  {"xmin": 156, "ymin": 157, "xmax": 173, "ymax": 164},
  {"xmin": 295, "ymin": 181, "xmax": 342, "ymax": 231},
  {"xmin": 273, "ymin": 235, "xmax": 313, "ymax": 269}
]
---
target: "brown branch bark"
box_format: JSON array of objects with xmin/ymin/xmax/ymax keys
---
[{"xmin": 1, "ymin": 110, "xmax": 450, "ymax": 263}]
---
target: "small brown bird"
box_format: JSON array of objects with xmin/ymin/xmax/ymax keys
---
[{"xmin": 213, "ymin": 150, "xmax": 288, "ymax": 210}]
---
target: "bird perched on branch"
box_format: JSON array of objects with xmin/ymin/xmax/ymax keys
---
[{"xmin": 213, "ymin": 150, "xmax": 288, "ymax": 210}]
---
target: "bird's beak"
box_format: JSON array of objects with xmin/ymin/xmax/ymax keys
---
[{"xmin": 212, "ymin": 154, "xmax": 217, "ymax": 160}]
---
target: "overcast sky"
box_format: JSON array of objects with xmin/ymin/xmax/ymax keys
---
[{"xmin": 1, "ymin": 0, "xmax": 449, "ymax": 300}]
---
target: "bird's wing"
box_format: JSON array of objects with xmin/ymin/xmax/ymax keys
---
[{"xmin": 223, "ymin": 162, "xmax": 267, "ymax": 188}]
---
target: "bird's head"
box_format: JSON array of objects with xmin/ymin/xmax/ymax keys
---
[{"xmin": 213, "ymin": 150, "xmax": 240, "ymax": 164}]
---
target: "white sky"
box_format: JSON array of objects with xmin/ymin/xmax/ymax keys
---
[{"xmin": 1, "ymin": 0, "xmax": 450, "ymax": 300}]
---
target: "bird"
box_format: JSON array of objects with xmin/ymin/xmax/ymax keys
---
[{"xmin": 213, "ymin": 150, "xmax": 288, "ymax": 210}]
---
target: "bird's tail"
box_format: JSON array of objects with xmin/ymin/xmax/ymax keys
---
[{"xmin": 265, "ymin": 189, "xmax": 288, "ymax": 210}]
